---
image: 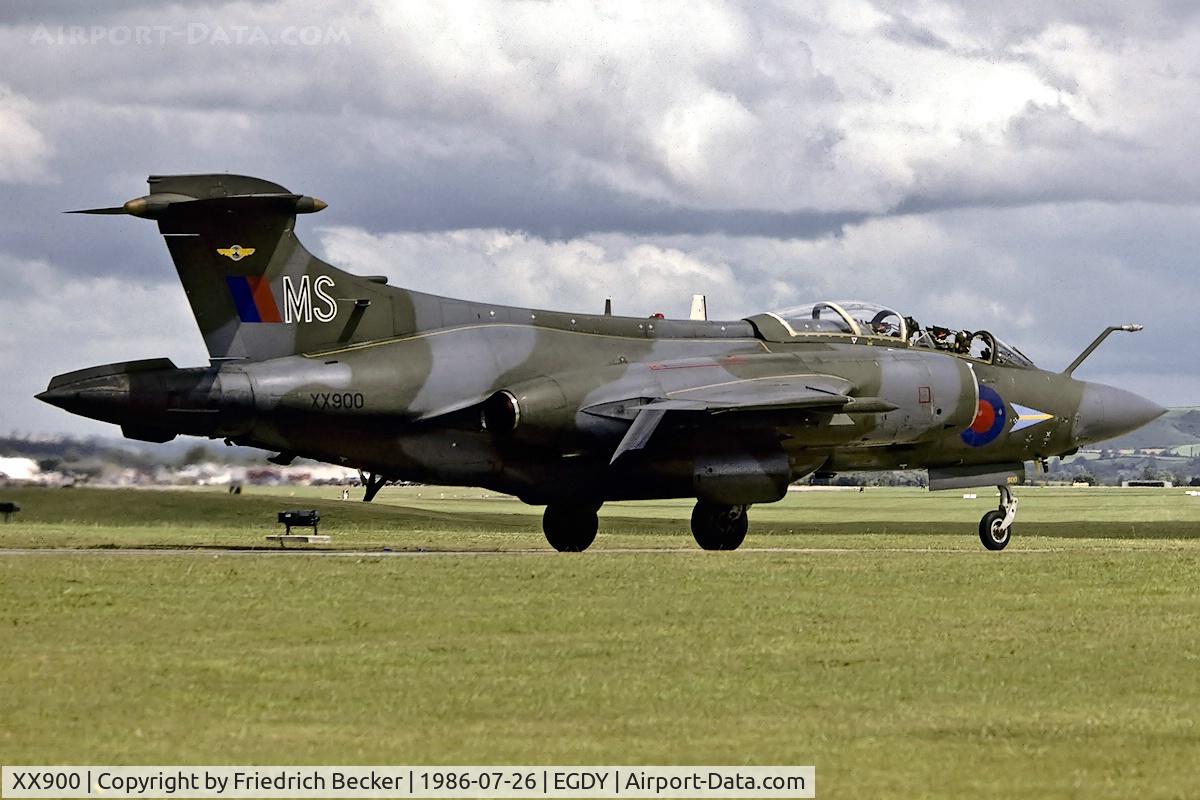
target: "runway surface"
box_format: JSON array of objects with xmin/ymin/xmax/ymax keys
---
[{"xmin": 0, "ymin": 545, "xmax": 1122, "ymax": 557}]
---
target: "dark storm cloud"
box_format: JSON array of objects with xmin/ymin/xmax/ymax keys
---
[
  {"xmin": 13, "ymin": 94, "xmax": 872, "ymax": 288},
  {"xmin": 319, "ymin": 166, "xmax": 873, "ymax": 241},
  {"xmin": 0, "ymin": 185, "xmax": 164, "ymax": 281}
]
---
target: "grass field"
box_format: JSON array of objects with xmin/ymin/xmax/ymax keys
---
[{"xmin": 1, "ymin": 486, "xmax": 1199, "ymax": 798}]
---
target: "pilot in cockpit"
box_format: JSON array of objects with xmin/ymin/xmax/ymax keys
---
[{"xmin": 928, "ymin": 325, "xmax": 953, "ymax": 349}]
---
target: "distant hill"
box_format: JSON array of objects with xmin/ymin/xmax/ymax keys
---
[{"xmin": 1094, "ymin": 407, "xmax": 1200, "ymax": 451}]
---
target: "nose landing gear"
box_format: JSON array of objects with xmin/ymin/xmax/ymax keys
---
[{"xmin": 979, "ymin": 484, "xmax": 1018, "ymax": 551}]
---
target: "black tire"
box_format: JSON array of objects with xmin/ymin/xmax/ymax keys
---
[
  {"xmin": 979, "ymin": 509, "xmax": 1011, "ymax": 551},
  {"xmin": 542, "ymin": 504, "xmax": 599, "ymax": 552},
  {"xmin": 690, "ymin": 502, "xmax": 749, "ymax": 551}
]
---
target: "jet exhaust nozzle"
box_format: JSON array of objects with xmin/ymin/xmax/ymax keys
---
[{"xmin": 36, "ymin": 359, "xmax": 254, "ymax": 442}]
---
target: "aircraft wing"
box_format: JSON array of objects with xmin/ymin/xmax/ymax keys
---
[
  {"xmin": 585, "ymin": 372, "xmax": 897, "ymax": 464},
  {"xmin": 651, "ymin": 374, "xmax": 867, "ymax": 413}
]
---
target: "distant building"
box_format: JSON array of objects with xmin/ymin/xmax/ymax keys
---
[{"xmin": 1122, "ymin": 479, "xmax": 1173, "ymax": 488}]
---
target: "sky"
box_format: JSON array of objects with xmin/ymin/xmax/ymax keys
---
[{"xmin": 1, "ymin": 0, "xmax": 1198, "ymax": 437}]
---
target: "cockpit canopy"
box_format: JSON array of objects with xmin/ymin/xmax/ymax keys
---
[
  {"xmin": 752, "ymin": 300, "xmax": 1037, "ymax": 368},
  {"xmin": 769, "ymin": 301, "xmax": 909, "ymax": 340},
  {"xmin": 910, "ymin": 325, "xmax": 1036, "ymax": 369}
]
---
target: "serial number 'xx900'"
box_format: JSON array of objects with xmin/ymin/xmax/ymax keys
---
[{"xmin": 310, "ymin": 392, "xmax": 365, "ymax": 410}]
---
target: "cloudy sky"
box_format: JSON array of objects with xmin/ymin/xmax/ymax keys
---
[{"xmin": 2, "ymin": 0, "xmax": 1198, "ymax": 437}]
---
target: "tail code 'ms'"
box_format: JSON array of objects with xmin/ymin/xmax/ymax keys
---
[{"xmin": 72, "ymin": 173, "xmax": 400, "ymax": 361}]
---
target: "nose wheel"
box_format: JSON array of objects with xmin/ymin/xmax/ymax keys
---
[{"xmin": 979, "ymin": 485, "xmax": 1017, "ymax": 551}]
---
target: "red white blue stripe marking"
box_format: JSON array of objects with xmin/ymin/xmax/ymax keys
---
[{"xmin": 225, "ymin": 276, "xmax": 282, "ymax": 323}]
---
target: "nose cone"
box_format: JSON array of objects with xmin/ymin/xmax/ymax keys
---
[{"xmin": 1074, "ymin": 383, "xmax": 1166, "ymax": 445}]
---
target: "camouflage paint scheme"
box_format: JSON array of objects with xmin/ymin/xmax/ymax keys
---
[{"xmin": 38, "ymin": 175, "xmax": 1165, "ymax": 550}]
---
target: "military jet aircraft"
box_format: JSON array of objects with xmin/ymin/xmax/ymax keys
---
[{"xmin": 38, "ymin": 174, "xmax": 1165, "ymax": 551}]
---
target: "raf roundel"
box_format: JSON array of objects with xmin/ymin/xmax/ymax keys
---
[{"xmin": 960, "ymin": 385, "xmax": 1007, "ymax": 447}]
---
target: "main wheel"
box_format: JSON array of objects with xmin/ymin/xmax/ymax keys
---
[
  {"xmin": 979, "ymin": 509, "xmax": 1011, "ymax": 551},
  {"xmin": 690, "ymin": 502, "xmax": 749, "ymax": 551},
  {"xmin": 542, "ymin": 503, "xmax": 599, "ymax": 552}
]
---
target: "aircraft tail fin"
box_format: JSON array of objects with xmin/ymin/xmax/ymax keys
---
[{"xmin": 71, "ymin": 174, "xmax": 404, "ymax": 362}]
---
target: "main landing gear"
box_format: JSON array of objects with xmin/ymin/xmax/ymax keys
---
[
  {"xmin": 541, "ymin": 500, "xmax": 752, "ymax": 552},
  {"xmin": 979, "ymin": 484, "xmax": 1018, "ymax": 551},
  {"xmin": 542, "ymin": 502, "xmax": 600, "ymax": 552},
  {"xmin": 358, "ymin": 470, "xmax": 389, "ymax": 503},
  {"xmin": 690, "ymin": 502, "xmax": 749, "ymax": 551}
]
